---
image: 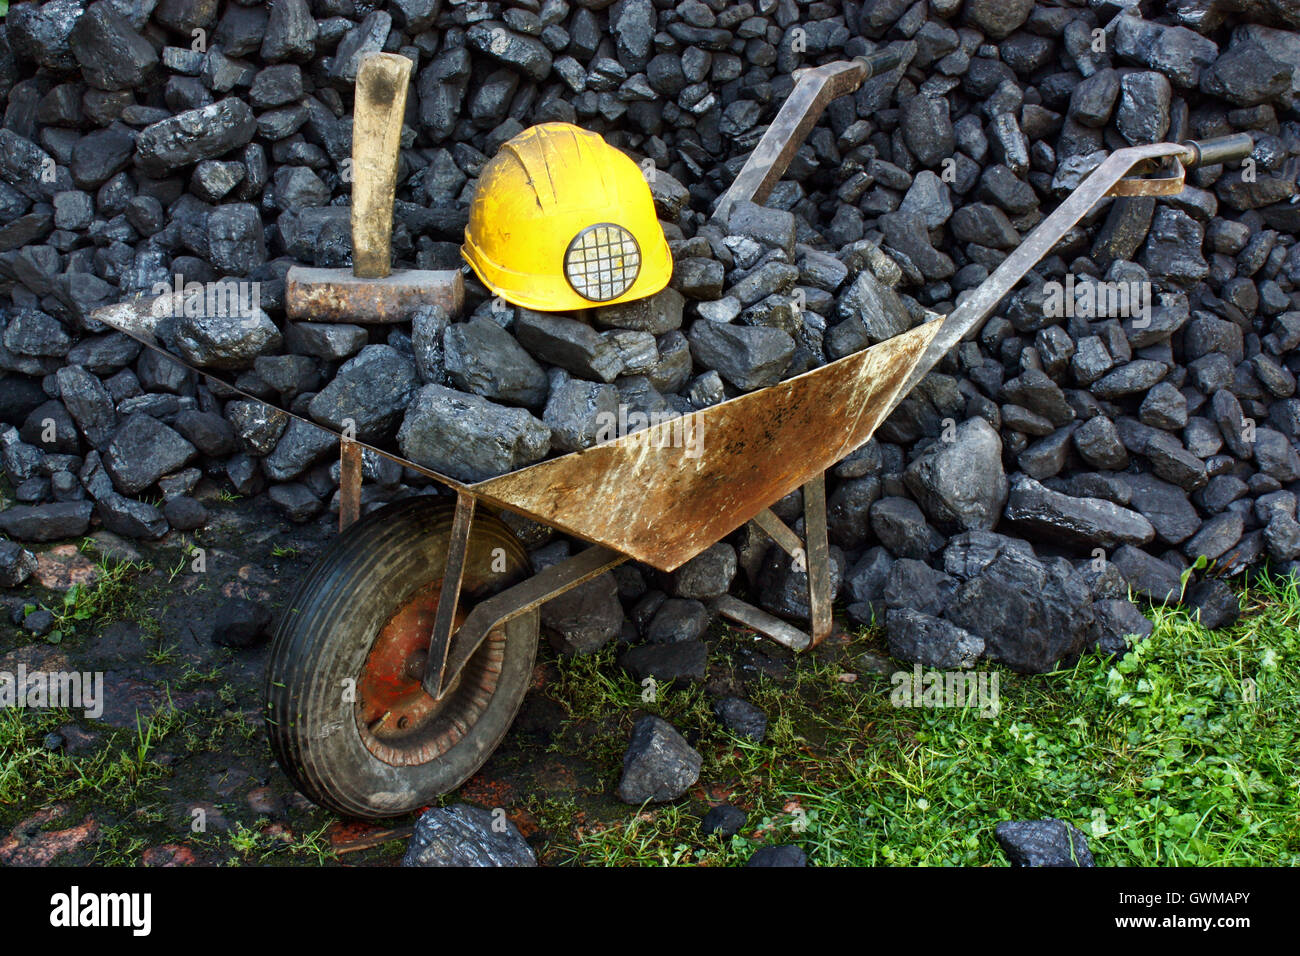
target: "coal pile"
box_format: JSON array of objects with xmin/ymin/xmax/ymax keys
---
[{"xmin": 1, "ymin": 0, "xmax": 1299, "ymax": 676}]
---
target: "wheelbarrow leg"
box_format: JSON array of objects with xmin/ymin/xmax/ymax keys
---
[
  {"xmin": 802, "ymin": 473, "xmax": 834, "ymax": 647},
  {"xmin": 711, "ymin": 593, "xmax": 811, "ymax": 651},
  {"xmin": 339, "ymin": 439, "xmax": 363, "ymax": 531},
  {"xmin": 718, "ymin": 470, "xmax": 835, "ymax": 651},
  {"xmin": 420, "ymin": 491, "xmax": 476, "ymax": 699}
]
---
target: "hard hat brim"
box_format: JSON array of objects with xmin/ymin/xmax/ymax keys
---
[{"xmin": 461, "ymin": 232, "xmax": 672, "ymax": 313}]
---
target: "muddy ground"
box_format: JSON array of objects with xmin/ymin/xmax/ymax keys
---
[{"xmin": 0, "ymin": 483, "xmax": 831, "ymax": 866}]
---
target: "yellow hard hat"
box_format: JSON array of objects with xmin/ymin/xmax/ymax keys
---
[{"xmin": 461, "ymin": 123, "xmax": 672, "ymax": 312}]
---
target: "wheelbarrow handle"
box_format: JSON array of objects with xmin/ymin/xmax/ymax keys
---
[
  {"xmin": 712, "ymin": 45, "xmax": 913, "ymax": 223},
  {"xmin": 1180, "ymin": 133, "xmax": 1254, "ymax": 169},
  {"xmin": 856, "ymin": 47, "xmax": 907, "ymax": 79},
  {"xmin": 882, "ymin": 139, "xmax": 1223, "ymax": 423}
]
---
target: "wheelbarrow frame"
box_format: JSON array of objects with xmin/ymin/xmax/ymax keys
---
[
  {"xmin": 88, "ymin": 46, "xmax": 1254, "ymax": 712},
  {"xmin": 391, "ymin": 131, "xmax": 1251, "ymax": 702}
]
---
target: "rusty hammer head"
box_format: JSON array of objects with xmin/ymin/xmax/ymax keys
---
[{"xmin": 285, "ymin": 53, "xmax": 463, "ymax": 324}]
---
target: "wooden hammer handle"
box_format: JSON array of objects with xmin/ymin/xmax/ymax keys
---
[{"xmin": 351, "ymin": 53, "xmax": 412, "ymax": 279}]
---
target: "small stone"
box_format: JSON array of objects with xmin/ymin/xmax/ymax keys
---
[
  {"xmin": 668, "ymin": 543, "xmax": 737, "ymax": 599},
  {"xmin": 96, "ymin": 492, "xmax": 168, "ymax": 539},
  {"xmin": 1068, "ymin": 68, "xmax": 1120, "ymax": 128},
  {"xmin": 700, "ymin": 805, "xmax": 746, "ymax": 837},
  {"xmin": 1072, "ymin": 416, "xmax": 1128, "ymax": 470},
  {"xmin": 330, "ymin": 11, "xmax": 392, "ymax": 82},
  {"xmin": 163, "ymin": 496, "xmax": 208, "ymax": 532},
  {"xmin": 211, "ymin": 598, "xmax": 273, "ymax": 648},
  {"xmin": 515, "ymin": 310, "xmax": 624, "ymax": 383},
  {"xmin": 747, "ymin": 845, "xmax": 807, "ymax": 867},
  {"xmin": 1185, "ymin": 578, "xmax": 1240, "ymax": 630},
  {"xmin": 541, "ymin": 370, "xmax": 618, "ymax": 453},
  {"xmin": 620, "ymin": 641, "xmax": 707, "ymax": 686},
  {"xmin": 268, "ymin": 483, "xmax": 320, "ymax": 522},
  {"xmin": 687, "ymin": 320, "xmax": 794, "ymax": 391},
  {"xmin": 536, "ymin": 552, "xmax": 622, "ymax": 655},
  {"xmin": 1200, "ymin": 40, "xmax": 1290, "ymax": 107},
  {"xmin": 308, "ymin": 345, "xmax": 418, "ymax": 441},
  {"xmin": 995, "ymin": 819, "xmax": 1095, "ymax": 867},
  {"xmin": 1090, "ymin": 599, "xmax": 1154, "ymax": 656},
  {"xmin": 0, "ymin": 541, "xmax": 39, "ymax": 587},
  {"xmin": 398, "ymin": 385, "xmax": 550, "ymax": 483},
  {"xmin": 1116, "ymin": 72, "xmax": 1172, "ymax": 145},
  {"xmin": 1113, "ymin": 14, "xmax": 1218, "ymax": 89},
  {"xmin": 944, "ymin": 547, "xmax": 1094, "ymax": 674},
  {"xmin": 886, "ymin": 608, "xmax": 983, "ymax": 669},
  {"xmin": 103, "ymin": 415, "xmax": 196, "ymax": 495},
  {"xmin": 444, "ymin": 317, "xmax": 548, "ymax": 408},
  {"xmin": 1183, "ymin": 513, "xmax": 1244, "ymax": 562},
  {"xmin": 23, "ymin": 608, "xmax": 55, "ymax": 636},
  {"xmin": 170, "ymin": 306, "xmax": 281, "ymax": 371},
  {"xmin": 134, "ymin": 99, "xmax": 257, "ymax": 176},
  {"xmin": 261, "ymin": 0, "xmax": 316, "ymax": 62},
  {"xmin": 616, "ymin": 715, "xmax": 702, "ymax": 804},
  {"xmin": 646, "ymin": 598, "xmax": 709, "ymax": 644},
  {"xmin": 712, "ymin": 697, "xmax": 766, "ymax": 742},
  {"xmin": 870, "ymin": 497, "xmax": 945, "ymax": 560},
  {"xmin": 402, "ymin": 804, "xmax": 536, "ymax": 867},
  {"xmin": 903, "ymin": 417, "xmax": 1007, "ymax": 532},
  {"xmin": 724, "ymin": 201, "xmax": 796, "ymax": 256},
  {"xmin": 1004, "ymin": 475, "xmax": 1156, "ymax": 550},
  {"xmin": 901, "ymin": 94, "xmax": 954, "ymax": 168},
  {"xmin": 69, "ymin": 1, "xmax": 158, "ymax": 92},
  {"xmin": 1139, "ymin": 381, "xmax": 1188, "ymax": 430}
]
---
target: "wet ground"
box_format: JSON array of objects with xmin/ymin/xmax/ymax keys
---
[{"xmin": 0, "ymin": 482, "xmax": 813, "ymax": 866}]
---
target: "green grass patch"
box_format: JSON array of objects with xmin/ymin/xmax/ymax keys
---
[
  {"xmin": 551, "ymin": 571, "xmax": 1300, "ymax": 866},
  {"xmin": 29, "ymin": 555, "xmax": 153, "ymax": 645},
  {"xmin": 0, "ymin": 704, "xmax": 182, "ymax": 813}
]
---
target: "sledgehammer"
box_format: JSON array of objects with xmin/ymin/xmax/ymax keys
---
[{"xmin": 285, "ymin": 53, "xmax": 463, "ymax": 323}]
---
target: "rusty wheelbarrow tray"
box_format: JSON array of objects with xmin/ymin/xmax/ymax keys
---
[{"xmin": 88, "ymin": 40, "xmax": 1253, "ymax": 815}]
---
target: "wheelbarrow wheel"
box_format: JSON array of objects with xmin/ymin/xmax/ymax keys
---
[{"xmin": 265, "ymin": 495, "xmax": 538, "ymax": 819}]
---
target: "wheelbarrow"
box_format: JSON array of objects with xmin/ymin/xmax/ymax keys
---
[{"xmin": 91, "ymin": 48, "xmax": 1254, "ymax": 818}]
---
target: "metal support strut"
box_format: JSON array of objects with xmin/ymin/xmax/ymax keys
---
[
  {"xmin": 713, "ymin": 470, "xmax": 836, "ymax": 651},
  {"xmin": 421, "ymin": 492, "xmax": 476, "ymax": 699},
  {"xmin": 424, "ymin": 538, "xmax": 628, "ymax": 700},
  {"xmin": 338, "ymin": 440, "xmax": 363, "ymax": 531}
]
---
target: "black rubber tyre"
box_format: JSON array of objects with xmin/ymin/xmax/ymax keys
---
[{"xmin": 265, "ymin": 495, "xmax": 537, "ymax": 819}]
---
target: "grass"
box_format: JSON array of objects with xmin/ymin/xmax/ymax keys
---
[
  {"xmin": 0, "ymin": 696, "xmax": 342, "ymax": 865},
  {"xmin": 27, "ymin": 556, "xmax": 153, "ymax": 645},
  {"xmin": 547, "ymin": 570, "xmax": 1300, "ymax": 866},
  {"xmin": 217, "ymin": 819, "xmax": 336, "ymax": 866},
  {"xmin": 0, "ymin": 704, "xmax": 181, "ymax": 810}
]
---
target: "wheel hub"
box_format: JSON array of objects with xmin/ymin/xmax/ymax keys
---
[{"xmin": 355, "ymin": 579, "xmax": 504, "ymax": 767}]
